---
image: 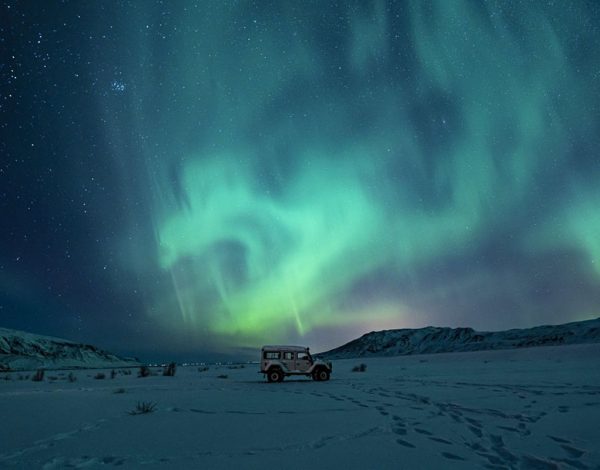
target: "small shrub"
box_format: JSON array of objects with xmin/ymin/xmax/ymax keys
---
[
  {"xmin": 138, "ymin": 366, "xmax": 151, "ymax": 378},
  {"xmin": 48, "ymin": 376, "xmax": 58, "ymax": 381},
  {"xmin": 32, "ymin": 369, "xmax": 45, "ymax": 382},
  {"xmin": 123, "ymin": 369, "xmax": 132, "ymax": 375},
  {"xmin": 217, "ymin": 374, "xmax": 228, "ymax": 379},
  {"xmin": 67, "ymin": 373, "xmax": 76, "ymax": 382},
  {"xmin": 129, "ymin": 401, "xmax": 157, "ymax": 415},
  {"xmin": 94, "ymin": 372, "xmax": 106, "ymax": 380},
  {"xmin": 114, "ymin": 388, "xmax": 126, "ymax": 394},
  {"xmin": 163, "ymin": 362, "xmax": 177, "ymax": 377},
  {"xmin": 351, "ymin": 363, "xmax": 367, "ymax": 373},
  {"xmin": 198, "ymin": 366, "xmax": 209, "ymax": 372}
]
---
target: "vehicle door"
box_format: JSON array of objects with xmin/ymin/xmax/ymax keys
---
[
  {"xmin": 295, "ymin": 351, "xmax": 312, "ymax": 372},
  {"xmin": 282, "ymin": 351, "xmax": 295, "ymax": 370}
]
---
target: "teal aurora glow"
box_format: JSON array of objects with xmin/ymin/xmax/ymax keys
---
[{"xmin": 1, "ymin": 1, "xmax": 599, "ymax": 358}]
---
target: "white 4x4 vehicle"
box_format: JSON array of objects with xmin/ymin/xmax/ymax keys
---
[{"xmin": 260, "ymin": 345, "xmax": 332, "ymax": 382}]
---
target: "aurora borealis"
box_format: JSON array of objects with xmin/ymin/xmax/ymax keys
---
[{"xmin": 1, "ymin": 1, "xmax": 600, "ymax": 359}]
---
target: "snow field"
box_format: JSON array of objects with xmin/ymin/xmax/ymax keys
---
[{"xmin": 0, "ymin": 343, "xmax": 599, "ymax": 469}]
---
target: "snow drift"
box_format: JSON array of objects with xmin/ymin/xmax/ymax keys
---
[{"xmin": 320, "ymin": 317, "xmax": 600, "ymax": 359}]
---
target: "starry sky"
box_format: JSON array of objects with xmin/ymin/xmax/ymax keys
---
[{"xmin": 1, "ymin": 1, "xmax": 599, "ymax": 361}]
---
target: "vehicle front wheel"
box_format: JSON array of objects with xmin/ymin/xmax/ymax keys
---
[{"xmin": 267, "ymin": 369, "xmax": 283, "ymax": 383}]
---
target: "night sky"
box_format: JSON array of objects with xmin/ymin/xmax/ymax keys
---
[{"xmin": 1, "ymin": 1, "xmax": 599, "ymax": 361}]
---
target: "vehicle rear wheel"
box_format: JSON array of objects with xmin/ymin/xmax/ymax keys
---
[
  {"xmin": 267, "ymin": 369, "xmax": 283, "ymax": 383},
  {"xmin": 317, "ymin": 369, "xmax": 330, "ymax": 381}
]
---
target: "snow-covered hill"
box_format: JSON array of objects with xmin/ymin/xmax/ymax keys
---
[
  {"xmin": 320, "ymin": 317, "xmax": 600, "ymax": 359},
  {"xmin": 0, "ymin": 328, "xmax": 140, "ymax": 371}
]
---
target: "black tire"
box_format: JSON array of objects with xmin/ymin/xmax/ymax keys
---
[
  {"xmin": 317, "ymin": 368, "xmax": 330, "ymax": 381},
  {"xmin": 267, "ymin": 368, "xmax": 283, "ymax": 383},
  {"xmin": 313, "ymin": 368, "xmax": 330, "ymax": 381}
]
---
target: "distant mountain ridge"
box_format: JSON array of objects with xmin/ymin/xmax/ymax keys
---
[
  {"xmin": 320, "ymin": 317, "xmax": 600, "ymax": 360},
  {"xmin": 0, "ymin": 327, "xmax": 140, "ymax": 371}
]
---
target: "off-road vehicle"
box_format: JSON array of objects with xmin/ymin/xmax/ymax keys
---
[{"xmin": 260, "ymin": 345, "xmax": 332, "ymax": 382}]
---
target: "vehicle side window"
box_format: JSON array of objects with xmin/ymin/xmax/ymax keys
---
[
  {"xmin": 297, "ymin": 352, "xmax": 310, "ymax": 360},
  {"xmin": 283, "ymin": 352, "xmax": 294, "ymax": 360},
  {"xmin": 264, "ymin": 351, "xmax": 280, "ymax": 360}
]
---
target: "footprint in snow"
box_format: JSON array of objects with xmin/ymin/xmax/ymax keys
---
[
  {"xmin": 497, "ymin": 425, "xmax": 520, "ymax": 434},
  {"xmin": 396, "ymin": 439, "xmax": 416, "ymax": 448},
  {"xmin": 520, "ymin": 454, "xmax": 561, "ymax": 469},
  {"xmin": 465, "ymin": 417, "xmax": 482, "ymax": 428},
  {"xmin": 429, "ymin": 437, "xmax": 452, "ymax": 445},
  {"xmin": 548, "ymin": 435, "xmax": 571, "ymax": 444},
  {"xmin": 441, "ymin": 452, "xmax": 465, "ymax": 461},
  {"xmin": 103, "ymin": 456, "xmax": 127, "ymax": 466},
  {"xmin": 560, "ymin": 445, "xmax": 585, "ymax": 459}
]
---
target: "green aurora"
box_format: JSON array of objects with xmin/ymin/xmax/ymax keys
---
[
  {"xmin": 111, "ymin": 0, "xmax": 597, "ymax": 350},
  {"xmin": 3, "ymin": 0, "xmax": 599, "ymax": 356},
  {"xmin": 119, "ymin": 1, "xmax": 600, "ymax": 349}
]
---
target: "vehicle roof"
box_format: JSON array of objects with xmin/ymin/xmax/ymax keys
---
[{"xmin": 261, "ymin": 345, "xmax": 309, "ymax": 352}]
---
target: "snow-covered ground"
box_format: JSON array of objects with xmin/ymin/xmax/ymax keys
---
[{"xmin": 1, "ymin": 343, "xmax": 599, "ymax": 469}]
